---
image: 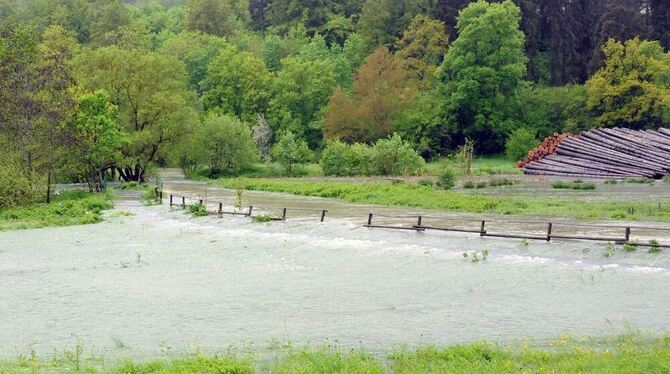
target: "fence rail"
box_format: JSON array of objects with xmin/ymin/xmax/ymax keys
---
[{"xmin": 164, "ymin": 193, "xmax": 670, "ymax": 249}]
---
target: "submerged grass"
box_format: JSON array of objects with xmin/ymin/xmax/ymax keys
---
[
  {"xmin": 0, "ymin": 190, "xmax": 114, "ymax": 231},
  {"xmin": 218, "ymin": 178, "xmax": 670, "ymax": 222},
  {"xmin": 1, "ymin": 335, "xmax": 669, "ymax": 373}
]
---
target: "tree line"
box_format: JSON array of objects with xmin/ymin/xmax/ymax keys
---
[{"xmin": 1, "ymin": 0, "xmax": 669, "ymax": 206}]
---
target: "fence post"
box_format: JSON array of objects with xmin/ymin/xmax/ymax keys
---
[
  {"xmin": 181, "ymin": 196, "xmax": 186, "ymax": 208},
  {"xmin": 546, "ymin": 222, "xmax": 553, "ymax": 242},
  {"xmin": 320, "ymin": 210, "xmax": 327, "ymax": 222},
  {"xmin": 218, "ymin": 203, "xmax": 223, "ymax": 215},
  {"xmin": 282, "ymin": 208, "xmax": 287, "ymax": 220},
  {"xmin": 625, "ymin": 227, "xmax": 631, "ymax": 242},
  {"xmin": 367, "ymin": 213, "xmax": 374, "ymax": 226},
  {"xmin": 159, "ymin": 190, "xmax": 163, "ymax": 204},
  {"xmin": 199, "ymin": 199, "xmax": 203, "ymax": 206},
  {"xmin": 248, "ymin": 206, "xmax": 254, "ymax": 216},
  {"xmin": 169, "ymin": 194, "xmax": 173, "ymax": 207},
  {"xmin": 417, "ymin": 216, "xmax": 423, "ymax": 227},
  {"xmin": 480, "ymin": 220, "xmax": 486, "ymax": 236}
]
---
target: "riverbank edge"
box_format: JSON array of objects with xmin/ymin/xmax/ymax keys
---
[
  {"xmin": 215, "ymin": 178, "xmax": 670, "ymax": 222},
  {"xmin": 2, "ymin": 334, "xmax": 668, "ymax": 373}
]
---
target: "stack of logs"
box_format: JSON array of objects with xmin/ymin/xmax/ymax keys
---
[
  {"xmin": 521, "ymin": 128, "xmax": 670, "ymax": 179},
  {"xmin": 518, "ymin": 133, "xmax": 573, "ymax": 168}
]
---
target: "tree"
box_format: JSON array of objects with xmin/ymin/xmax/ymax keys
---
[
  {"xmin": 357, "ymin": 0, "xmax": 431, "ymax": 51},
  {"xmin": 161, "ymin": 31, "xmax": 227, "ymax": 92},
  {"xmin": 65, "ymin": 91, "xmax": 122, "ymax": 191},
  {"xmin": 649, "ymin": 0, "xmax": 670, "ymax": 51},
  {"xmin": 395, "ymin": 15, "xmax": 449, "ymax": 84},
  {"xmin": 185, "ymin": 0, "xmax": 249, "ymax": 37},
  {"xmin": 88, "ymin": 0, "xmax": 131, "ymax": 45},
  {"xmin": 271, "ymin": 131, "xmax": 312, "ymax": 174},
  {"xmin": 76, "ymin": 47, "xmax": 198, "ymax": 181},
  {"xmin": 505, "ymin": 127, "xmax": 538, "ymax": 161},
  {"xmin": 437, "ymin": 0, "xmax": 528, "ymax": 154},
  {"xmin": 592, "ymin": 0, "xmax": 648, "ymax": 69},
  {"xmin": 325, "ymin": 46, "xmax": 414, "ymax": 143},
  {"xmin": 249, "ymin": 0, "xmax": 271, "ymax": 33},
  {"xmin": 586, "ymin": 38, "xmax": 670, "ymax": 129},
  {"xmin": 196, "ymin": 113, "xmax": 258, "ymax": 176},
  {"xmin": 432, "ymin": 0, "xmax": 474, "ymax": 39},
  {"xmin": 266, "ymin": 0, "xmax": 339, "ymax": 36},
  {"xmin": 202, "ymin": 45, "xmax": 273, "ymax": 122}
]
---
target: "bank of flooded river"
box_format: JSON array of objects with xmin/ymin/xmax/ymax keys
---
[{"xmin": 1, "ymin": 180, "xmax": 669, "ymax": 359}]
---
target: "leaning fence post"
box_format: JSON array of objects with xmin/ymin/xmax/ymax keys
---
[
  {"xmin": 248, "ymin": 206, "xmax": 254, "ymax": 216},
  {"xmin": 480, "ymin": 220, "xmax": 486, "ymax": 236},
  {"xmin": 546, "ymin": 222, "xmax": 553, "ymax": 242},
  {"xmin": 282, "ymin": 208, "xmax": 287, "ymax": 220},
  {"xmin": 320, "ymin": 210, "xmax": 327, "ymax": 222},
  {"xmin": 625, "ymin": 227, "xmax": 631, "ymax": 242},
  {"xmin": 367, "ymin": 213, "xmax": 373, "ymax": 226},
  {"xmin": 417, "ymin": 216, "xmax": 423, "ymax": 227}
]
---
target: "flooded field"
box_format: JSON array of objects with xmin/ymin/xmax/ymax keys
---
[{"xmin": 1, "ymin": 172, "xmax": 669, "ymax": 360}]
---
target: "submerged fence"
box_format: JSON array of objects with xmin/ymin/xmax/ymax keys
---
[{"xmin": 164, "ymin": 193, "xmax": 669, "ymax": 250}]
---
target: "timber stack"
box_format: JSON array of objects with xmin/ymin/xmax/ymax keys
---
[{"xmin": 520, "ymin": 128, "xmax": 670, "ymax": 179}]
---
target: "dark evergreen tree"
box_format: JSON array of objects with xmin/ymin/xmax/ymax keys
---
[{"xmin": 649, "ymin": 0, "xmax": 670, "ymax": 50}]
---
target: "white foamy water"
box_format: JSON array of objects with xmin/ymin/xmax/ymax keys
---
[{"xmin": 1, "ymin": 196, "xmax": 669, "ymax": 360}]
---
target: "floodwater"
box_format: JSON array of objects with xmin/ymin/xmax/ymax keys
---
[{"xmin": 1, "ymin": 171, "xmax": 669, "ymax": 359}]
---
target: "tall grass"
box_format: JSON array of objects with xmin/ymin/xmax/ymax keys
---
[
  {"xmin": 0, "ymin": 190, "xmax": 114, "ymax": 231},
  {"xmin": 2, "ymin": 335, "xmax": 669, "ymax": 373}
]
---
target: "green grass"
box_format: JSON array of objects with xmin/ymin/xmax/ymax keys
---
[
  {"xmin": 425, "ymin": 156, "xmax": 520, "ymax": 176},
  {"xmin": 0, "ymin": 190, "xmax": 114, "ymax": 231},
  {"xmin": 1, "ymin": 335, "xmax": 669, "ymax": 373},
  {"xmin": 186, "ymin": 203, "xmax": 209, "ymax": 217},
  {"xmin": 217, "ymin": 178, "xmax": 670, "ymax": 221},
  {"xmin": 552, "ymin": 181, "xmax": 597, "ymax": 190}
]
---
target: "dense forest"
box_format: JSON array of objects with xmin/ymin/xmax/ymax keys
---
[{"xmin": 1, "ymin": 0, "xmax": 670, "ymax": 206}]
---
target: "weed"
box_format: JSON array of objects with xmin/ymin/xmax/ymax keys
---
[
  {"xmin": 648, "ymin": 239, "xmax": 662, "ymax": 253},
  {"xmin": 187, "ymin": 204, "xmax": 209, "ymax": 217},
  {"xmin": 582, "ymin": 248, "xmax": 591, "ymax": 254},
  {"xmin": 553, "ymin": 181, "xmax": 596, "ymax": 190},
  {"xmin": 488, "ymin": 178, "xmax": 517, "ymax": 187},
  {"xmin": 520, "ymin": 239, "xmax": 529, "ymax": 246},
  {"xmin": 602, "ymin": 242, "xmax": 615, "ymax": 258},
  {"xmin": 625, "ymin": 178, "xmax": 654, "ymax": 184},
  {"xmin": 475, "ymin": 181, "xmax": 488, "ymax": 189},
  {"xmin": 664, "ymin": 175, "xmax": 670, "ymax": 184},
  {"xmin": 235, "ymin": 188, "xmax": 244, "ymax": 210},
  {"xmin": 623, "ymin": 243, "xmax": 638, "ymax": 252},
  {"xmin": 417, "ymin": 179, "xmax": 434, "ymax": 188},
  {"xmin": 604, "ymin": 179, "xmax": 619, "ymax": 185},
  {"xmin": 463, "ymin": 181, "xmax": 475, "ymax": 189},
  {"xmin": 252, "ymin": 214, "xmax": 274, "ymax": 223}
]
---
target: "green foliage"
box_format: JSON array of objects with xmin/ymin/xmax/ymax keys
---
[
  {"xmin": 202, "ymin": 44, "xmax": 273, "ymax": 122},
  {"xmin": 271, "ymin": 132, "xmax": 313, "ymax": 175},
  {"xmin": 185, "ymin": 0, "xmax": 249, "ymax": 37},
  {"xmin": 0, "ymin": 190, "xmax": 113, "ymax": 231},
  {"xmin": 505, "ymin": 128, "xmax": 539, "ymax": 161},
  {"xmin": 195, "ymin": 114, "xmax": 258, "ymax": 177},
  {"xmin": 587, "ymin": 38, "xmax": 670, "ymax": 128},
  {"xmin": 0, "ymin": 149, "xmax": 45, "ymax": 208},
  {"xmin": 463, "ymin": 181, "xmax": 475, "ymax": 189},
  {"xmin": 186, "ymin": 203, "xmax": 208, "ymax": 217},
  {"xmin": 552, "ymin": 181, "xmax": 597, "ymax": 190},
  {"xmin": 371, "ymin": 134, "xmax": 425, "ymax": 176},
  {"xmin": 320, "ymin": 140, "xmax": 374, "ymax": 177},
  {"xmin": 648, "ymin": 239, "xmax": 662, "ymax": 253},
  {"xmin": 437, "ymin": 0, "xmax": 528, "ymax": 154},
  {"xmin": 252, "ymin": 214, "xmax": 274, "ymax": 223},
  {"xmin": 625, "ymin": 177, "xmax": 655, "ymax": 184},
  {"xmin": 623, "ymin": 243, "xmax": 638, "ymax": 252},
  {"xmin": 438, "ymin": 167, "xmax": 457, "ymax": 190},
  {"xmin": 159, "ymin": 31, "xmax": 226, "ymax": 92}
]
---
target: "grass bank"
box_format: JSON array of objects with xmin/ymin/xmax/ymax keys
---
[
  {"xmin": 0, "ymin": 190, "xmax": 114, "ymax": 231},
  {"xmin": 2, "ymin": 335, "xmax": 668, "ymax": 373},
  {"xmin": 218, "ymin": 178, "xmax": 670, "ymax": 221}
]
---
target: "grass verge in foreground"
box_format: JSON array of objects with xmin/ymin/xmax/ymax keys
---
[
  {"xmin": 1, "ymin": 335, "xmax": 669, "ymax": 373},
  {"xmin": 218, "ymin": 179, "xmax": 670, "ymax": 221},
  {"xmin": 0, "ymin": 190, "xmax": 114, "ymax": 231}
]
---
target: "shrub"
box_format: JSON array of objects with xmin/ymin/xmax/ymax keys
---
[
  {"xmin": 320, "ymin": 141, "xmax": 374, "ymax": 177},
  {"xmin": 463, "ymin": 181, "xmax": 475, "ymax": 189},
  {"xmin": 417, "ymin": 179, "xmax": 434, "ymax": 188},
  {"xmin": 272, "ymin": 132, "xmax": 313, "ymax": 176},
  {"xmin": 505, "ymin": 128, "xmax": 539, "ymax": 161},
  {"xmin": 187, "ymin": 204, "xmax": 209, "ymax": 217},
  {"xmin": 0, "ymin": 151, "xmax": 45, "ymax": 208},
  {"xmin": 197, "ymin": 114, "xmax": 258, "ymax": 177},
  {"xmin": 252, "ymin": 214, "xmax": 274, "ymax": 223},
  {"xmin": 438, "ymin": 167, "xmax": 457, "ymax": 190},
  {"xmin": 476, "ymin": 182, "xmax": 488, "ymax": 188},
  {"xmin": 371, "ymin": 134, "xmax": 425, "ymax": 176}
]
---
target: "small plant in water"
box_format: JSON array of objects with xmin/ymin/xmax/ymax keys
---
[
  {"xmin": 187, "ymin": 203, "xmax": 208, "ymax": 217},
  {"xmin": 520, "ymin": 238, "xmax": 529, "ymax": 247},
  {"xmin": 235, "ymin": 188, "xmax": 244, "ymax": 210},
  {"xmin": 252, "ymin": 214, "xmax": 274, "ymax": 223},
  {"xmin": 648, "ymin": 239, "xmax": 661, "ymax": 254},
  {"xmin": 602, "ymin": 242, "xmax": 615, "ymax": 258},
  {"xmin": 623, "ymin": 243, "xmax": 638, "ymax": 253}
]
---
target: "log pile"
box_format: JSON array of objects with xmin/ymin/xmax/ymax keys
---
[
  {"xmin": 521, "ymin": 128, "xmax": 670, "ymax": 179},
  {"xmin": 518, "ymin": 133, "xmax": 573, "ymax": 168}
]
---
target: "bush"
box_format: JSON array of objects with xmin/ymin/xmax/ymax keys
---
[
  {"xmin": 463, "ymin": 181, "xmax": 475, "ymax": 189},
  {"xmin": 0, "ymin": 151, "xmax": 45, "ymax": 208},
  {"xmin": 197, "ymin": 114, "xmax": 258, "ymax": 177},
  {"xmin": 320, "ymin": 141, "xmax": 373, "ymax": 177},
  {"xmin": 417, "ymin": 179, "xmax": 434, "ymax": 188},
  {"xmin": 371, "ymin": 134, "xmax": 425, "ymax": 176},
  {"xmin": 505, "ymin": 128, "xmax": 539, "ymax": 161},
  {"xmin": 272, "ymin": 132, "xmax": 313, "ymax": 175},
  {"xmin": 476, "ymin": 181, "xmax": 488, "ymax": 189},
  {"xmin": 438, "ymin": 167, "xmax": 457, "ymax": 190}
]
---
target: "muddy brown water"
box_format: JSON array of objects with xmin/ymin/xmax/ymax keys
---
[{"xmin": 0, "ymin": 170, "xmax": 669, "ymax": 360}]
